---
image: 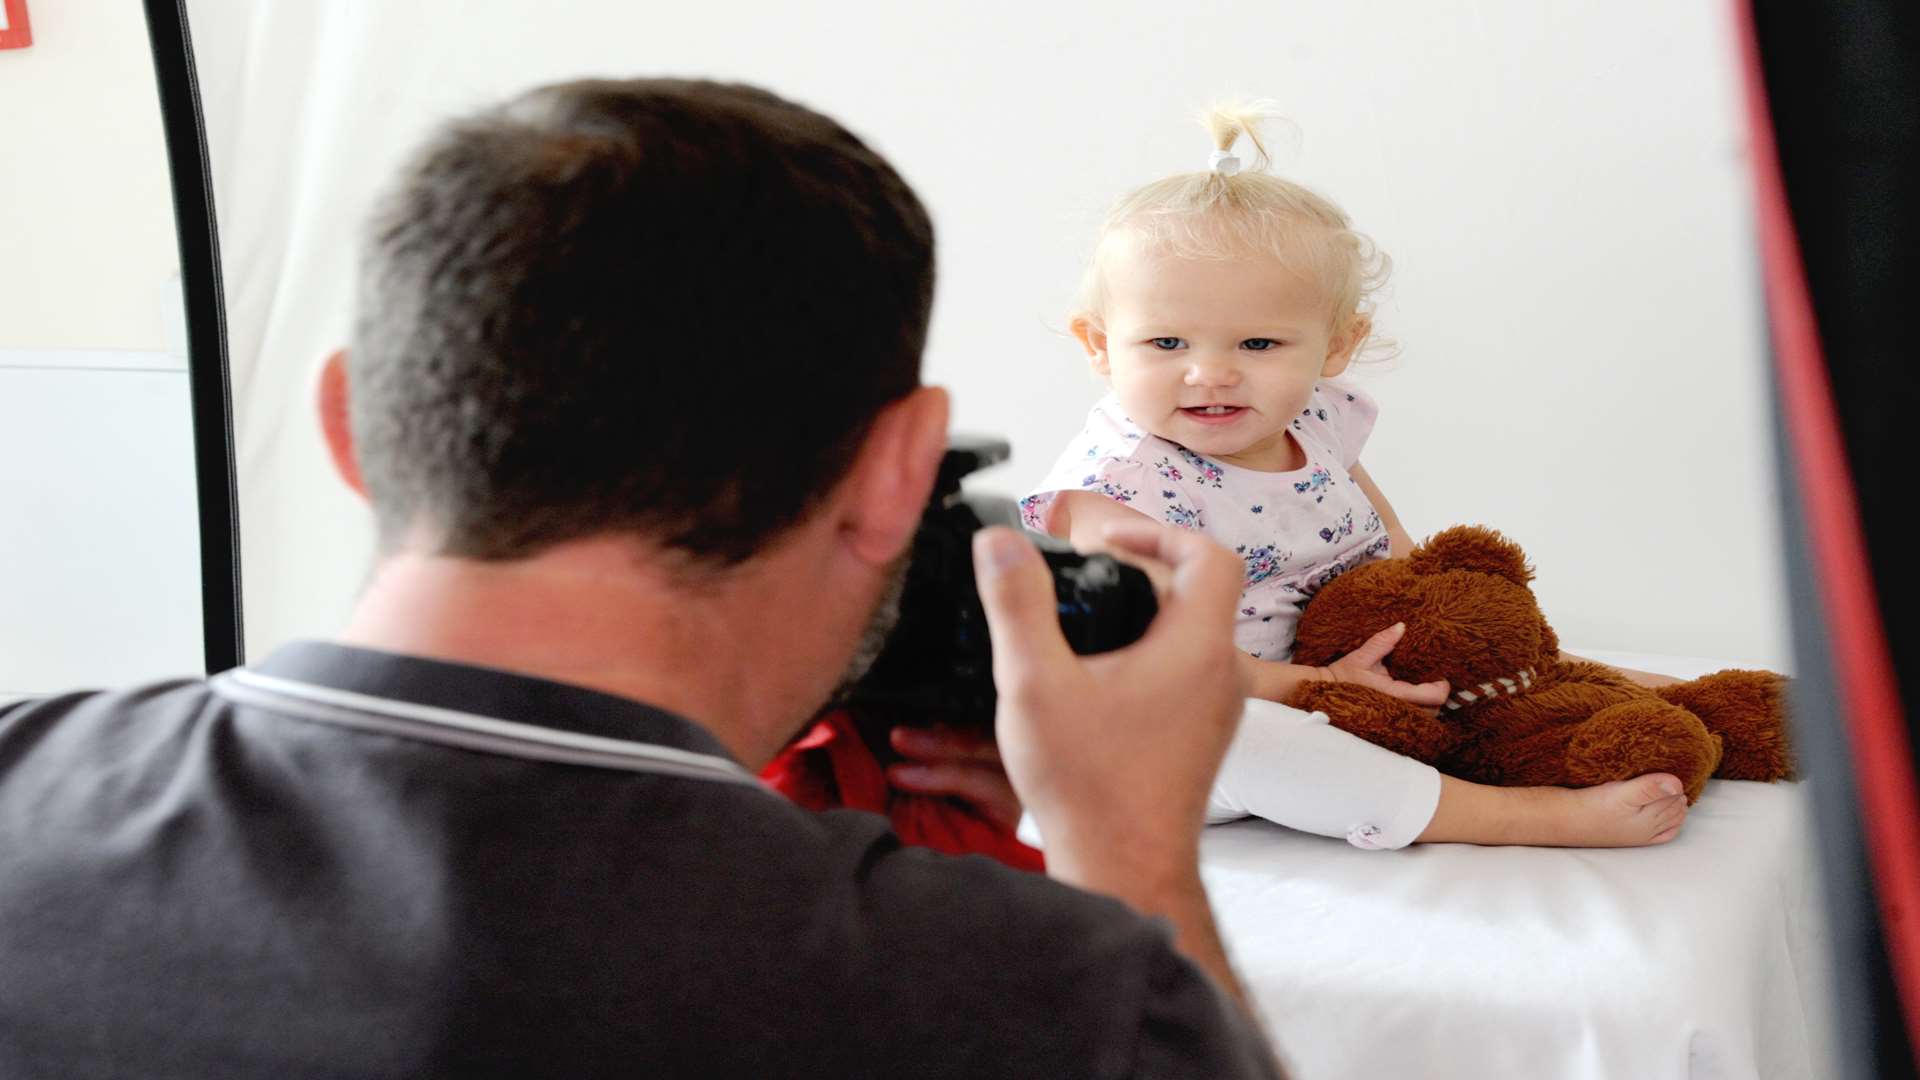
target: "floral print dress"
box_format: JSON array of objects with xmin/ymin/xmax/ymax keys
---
[{"xmin": 1021, "ymin": 379, "xmax": 1391, "ymax": 661}]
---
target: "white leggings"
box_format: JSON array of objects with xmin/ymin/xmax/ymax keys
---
[
  {"xmin": 1017, "ymin": 699, "xmax": 1442, "ymax": 853},
  {"xmin": 1205, "ymin": 699, "xmax": 1441, "ymax": 850}
]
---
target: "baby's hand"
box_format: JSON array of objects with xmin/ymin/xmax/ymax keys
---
[{"xmin": 1318, "ymin": 623, "xmax": 1451, "ymax": 711}]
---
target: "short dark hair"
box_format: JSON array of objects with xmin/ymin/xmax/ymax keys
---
[{"xmin": 349, "ymin": 78, "xmax": 935, "ymax": 563}]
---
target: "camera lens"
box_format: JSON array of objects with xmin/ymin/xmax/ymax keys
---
[
  {"xmin": 1042, "ymin": 547, "xmax": 1158, "ymax": 656},
  {"xmin": 842, "ymin": 484, "xmax": 1157, "ymax": 731}
]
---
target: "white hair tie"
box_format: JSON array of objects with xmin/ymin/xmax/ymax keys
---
[{"xmin": 1208, "ymin": 149, "xmax": 1241, "ymax": 176}]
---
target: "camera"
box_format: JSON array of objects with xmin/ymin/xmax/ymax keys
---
[{"xmin": 840, "ymin": 436, "xmax": 1158, "ymax": 740}]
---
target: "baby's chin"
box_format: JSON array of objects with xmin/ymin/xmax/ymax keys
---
[{"xmin": 1175, "ymin": 426, "xmax": 1301, "ymax": 471}]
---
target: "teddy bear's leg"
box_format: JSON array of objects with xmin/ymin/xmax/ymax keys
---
[
  {"xmin": 1286, "ymin": 681, "xmax": 1461, "ymax": 764},
  {"xmin": 1561, "ymin": 700, "xmax": 1724, "ymax": 804},
  {"xmin": 1656, "ymin": 670, "xmax": 1797, "ymax": 782}
]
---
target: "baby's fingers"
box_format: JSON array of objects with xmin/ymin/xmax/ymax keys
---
[
  {"xmin": 1355, "ymin": 669, "xmax": 1450, "ymax": 708},
  {"xmin": 1341, "ymin": 622, "xmax": 1408, "ymax": 670},
  {"xmin": 1395, "ymin": 677, "xmax": 1451, "ymax": 707}
]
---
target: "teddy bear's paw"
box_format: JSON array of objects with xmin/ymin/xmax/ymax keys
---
[
  {"xmin": 1564, "ymin": 700, "xmax": 1722, "ymax": 804},
  {"xmin": 1657, "ymin": 670, "xmax": 1797, "ymax": 782},
  {"xmin": 1285, "ymin": 681, "xmax": 1459, "ymax": 764}
]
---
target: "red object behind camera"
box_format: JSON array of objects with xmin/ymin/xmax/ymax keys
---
[{"xmin": 763, "ymin": 710, "xmax": 1045, "ymax": 873}]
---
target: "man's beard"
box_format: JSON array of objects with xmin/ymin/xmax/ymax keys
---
[{"xmin": 829, "ymin": 550, "xmax": 911, "ymax": 702}]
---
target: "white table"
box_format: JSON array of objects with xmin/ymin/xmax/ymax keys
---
[{"xmin": 1202, "ymin": 652, "xmax": 1836, "ymax": 1079}]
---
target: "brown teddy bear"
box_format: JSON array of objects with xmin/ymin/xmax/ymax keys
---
[{"xmin": 1284, "ymin": 525, "xmax": 1795, "ymax": 803}]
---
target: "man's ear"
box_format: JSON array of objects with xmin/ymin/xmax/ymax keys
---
[
  {"xmin": 1321, "ymin": 314, "xmax": 1370, "ymax": 379},
  {"xmin": 1071, "ymin": 316, "xmax": 1112, "ymax": 376},
  {"xmin": 839, "ymin": 385, "xmax": 950, "ymax": 565},
  {"xmin": 318, "ymin": 349, "xmax": 368, "ymax": 499}
]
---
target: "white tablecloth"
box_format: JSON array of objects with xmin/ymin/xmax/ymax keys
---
[{"xmin": 1201, "ymin": 652, "xmax": 1836, "ymax": 1079}]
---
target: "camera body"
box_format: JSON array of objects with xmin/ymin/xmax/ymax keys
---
[{"xmin": 840, "ymin": 437, "xmax": 1157, "ymax": 740}]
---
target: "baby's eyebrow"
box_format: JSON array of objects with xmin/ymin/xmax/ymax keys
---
[{"xmin": 1131, "ymin": 326, "xmax": 1306, "ymax": 339}]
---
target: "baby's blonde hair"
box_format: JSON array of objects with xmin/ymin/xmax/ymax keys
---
[{"xmin": 1075, "ymin": 101, "xmax": 1394, "ymax": 360}]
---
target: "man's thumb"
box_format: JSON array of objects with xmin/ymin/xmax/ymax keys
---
[{"xmin": 973, "ymin": 527, "xmax": 1075, "ymax": 678}]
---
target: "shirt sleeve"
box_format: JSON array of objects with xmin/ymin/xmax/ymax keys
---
[
  {"xmin": 1129, "ymin": 940, "xmax": 1289, "ymax": 1079},
  {"xmin": 1305, "ymin": 379, "xmax": 1379, "ymax": 468},
  {"xmin": 1021, "ymin": 455, "xmax": 1205, "ymax": 536}
]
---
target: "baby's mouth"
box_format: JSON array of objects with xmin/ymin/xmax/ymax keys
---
[{"xmin": 1181, "ymin": 405, "xmax": 1247, "ymax": 422}]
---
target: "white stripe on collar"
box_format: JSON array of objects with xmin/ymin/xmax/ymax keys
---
[
  {"xmin": 1442, "ymin": 668, "xmax": 1536, "ymax": 712},
  {"xmin": 213, "ymin": 669, "xmax": 765, "ymax": 789}
]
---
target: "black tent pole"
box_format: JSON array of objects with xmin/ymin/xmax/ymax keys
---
[{"xmin": 139, "ymin": 0, "xmax": 242, "ymax": 674}]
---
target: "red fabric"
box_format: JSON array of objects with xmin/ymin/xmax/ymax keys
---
[
  {"xmin": 1733, "ymin": 0, "xmax": 1920, "ymax": 1046},
  {"xmin": 762, "ymin": 711, "xmax": 1045, "ymax": 873}
]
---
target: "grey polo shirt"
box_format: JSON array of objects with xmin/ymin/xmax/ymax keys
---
[{"xmin": 0, "ymin": 642, "xmax": 1279, "ymax": 1079}]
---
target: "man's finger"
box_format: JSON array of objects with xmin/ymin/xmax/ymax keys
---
[
  {"xmin": 891, "ymin": 726, "xmax": 1002, "ymax": 764},
  {"xmin": 886, "ymin": 763, "xmax": 1022, "ymax": 827},
  {"xmin": 1095, "ymin": 546, "xmax": 1176, "ymax": 599},
  {"xmin": 973, "ymin": 528, "xmax": 1077, "ymax": 684}
]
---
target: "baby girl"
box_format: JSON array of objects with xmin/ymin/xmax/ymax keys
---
[{"xmin": 1021, "ymin": 104, "xmax": 1689, "ymax": 850}]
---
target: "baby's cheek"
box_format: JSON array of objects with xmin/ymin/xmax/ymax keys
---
[{"xmin": 1110, "ymin": 383, "xmax": 1175, "ymax": 434}]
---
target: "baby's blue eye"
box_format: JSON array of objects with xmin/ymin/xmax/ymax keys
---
[
  {"xmin": 1149, "ymin": 337, "xmax": 1184, "ymax": 350},
  {"xmin": 1242, "ymin": 338, "xmax": 1281, "ymax": 351}
]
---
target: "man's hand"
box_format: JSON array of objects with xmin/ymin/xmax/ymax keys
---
[
  {"xmin": 974, "ymin": 522, "xmax": 1246, "ymax": 865},
  {"xmin": 972, "ymin": 522, "xmax": 1257, "ymax": 1011},
  {"xmin": 886, "ymin": 726, "xmax": 1021, "ymax": 829}
]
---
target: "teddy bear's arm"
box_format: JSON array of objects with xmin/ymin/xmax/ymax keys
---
[{"xmin": 1284, "ymin": 681, "xmax": 1464, "ymax": 765}]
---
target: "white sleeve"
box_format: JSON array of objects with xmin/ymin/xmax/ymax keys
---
[{"xmin": 1205, "ymin": 699, "xmax": 1442, "ymax": 851}]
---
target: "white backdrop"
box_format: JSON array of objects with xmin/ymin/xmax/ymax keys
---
[
  {"xmin": 186, "ymin": 0, "xmax": 1790, "ymax": 668},
  {"xmin": 0, "ymin": 0, "xmax": 202, "ymax": 697}
]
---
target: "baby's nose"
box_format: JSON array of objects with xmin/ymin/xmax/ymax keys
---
[{"xmin": 1184, "ymin": 357, "xmax": 1241, "ymax": 387}]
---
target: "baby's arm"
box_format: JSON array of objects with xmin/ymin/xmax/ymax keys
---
[
  {"xmin": 1348, "ymin": 461, "xmax": 1416, "ymax": 558},
  {"xmin": 1050, "ymin": 489, "xmax": 1159, "ymax": 549},
  {"xmin": 1248, "ymin": 623, "xmax": 1449, "ymax": 707}
]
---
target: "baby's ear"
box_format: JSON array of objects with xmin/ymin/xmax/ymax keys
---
[
  {"xmin": 1071, "ymin": 316, "xmax": 1111, "ymax": 375},
  {"xmin": 1321, "ymin": 313, "xmax": 1370, "ymax": 378},
  {"xmin": 1407, "ymin": 526, "xmax": 1534, "ymax": 586}
]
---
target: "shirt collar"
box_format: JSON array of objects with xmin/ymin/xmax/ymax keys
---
[{"xmin": 224, "ymin": 641, "xmax": 759, "ymax": 787}]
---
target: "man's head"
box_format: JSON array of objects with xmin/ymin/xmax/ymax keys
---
[{"xmin": 342, "ymin": 78, "xmax": 936, "ymax": 565}]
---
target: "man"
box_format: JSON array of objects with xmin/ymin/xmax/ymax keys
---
[{"xmin": 0, "ymin": 78, "xmax": 1278, "ymax": 1078}]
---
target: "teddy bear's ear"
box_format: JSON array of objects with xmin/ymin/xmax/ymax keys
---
[{"xmin": 1406, "ymin": 526, "xmax": 1534, "ymax": 586}]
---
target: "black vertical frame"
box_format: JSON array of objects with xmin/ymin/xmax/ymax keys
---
[
  {"xmin": 139, "ymin": 0, "xmax": 242, "ymax": 673},
  {"xmin": 1745, "ymin": 0, "xmax": 1920, "ymax": 1074}
]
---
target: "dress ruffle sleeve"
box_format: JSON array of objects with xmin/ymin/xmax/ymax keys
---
[
  {"xmin": 1020, "ymin": 454, "xmax": 1180, "ymax": 535},
  {"xmin": 1304, "ymin": 378, "xmax": 1379, "ymax": 468},
  {"xmin": 1021, "ymin": 397, "xmax": 1210, "ymax": 535}
]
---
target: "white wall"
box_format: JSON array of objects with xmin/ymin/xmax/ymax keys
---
[
  {"xmin": 0, "ymin": 0, "xmax": 203, "ymax": 696},
  {"xmin": 187, "ymin": 0, "xmax": 1790, "ymax": 668},
  {"xmin": 0, "ymin": 1, "xmax": 178, "ymax": 349}
]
